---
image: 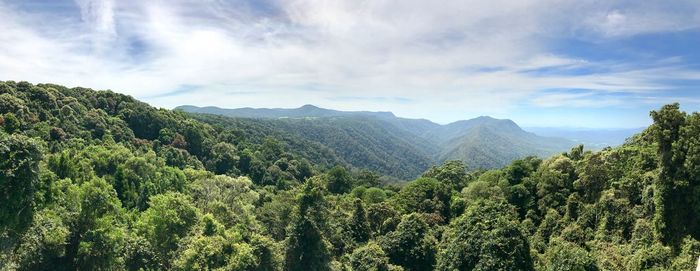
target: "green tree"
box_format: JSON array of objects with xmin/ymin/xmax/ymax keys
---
[
  {"xmin": 356, "ymin": 169, "xmax": 381, "ymax": 187},
  {"xmin": 72, "ymin": 178, "xmax": 127, "ymax": 271},
  {"xmin": 542, "ymin": 239, "xmax": 598, "ymax": 271},
  {"xmin": 504, "ymin": 156, "xmax": 541, "ymax": 185},
  {"xmin": 366, "ymin": 202, "xmax": 398, "ymax": 235},
  {"xmin": 676, "ymin": 112, "xmax": 700, "ymax": 239},
  {"xmin": 326, "ymin": 165, "xmax": 353, "ymax": 194},
  {"xmin": 205, "ymin": 142, "xmax": 239, "ymax": 175},
  {"xmin": 650, "ymin": 103, "xmax": 686, "ymax": 245},
  {"xmin": 10, "ymin": 209, "xmax": 70, "ymax": 270},
  {"xmin": 137, "ymin": 192, "xmax": 200, "ymax": 268},
  {"xmin": 187, "ymin": 175, "xmax": 259, "ymax": 228},
  {"xmin": 350, "ymin": 199, "xmax": 371, "ymax": 244},
  {"xmin": 436, "ymin": 200, "xmax": 533, "ymax": 271},
  {"xmin": 2, "ymin": 112, "xmax": 20, "ymax": 133},
  {"xmin": 670, "ymin": 237, "xmax": 700, "ymax": 270},
  {"xmin": 422, "ymin": 160, "xmax": 468, "ymax": 189},
  {"xmin": 0, "ymin": 133, "xmax": 43, "ymax": 231},
  {"xmin": 379, "ymin": 213, "xmax": 436, "ymax": 271},
  {"xmin": 534, "ymin": 155, "xmax": 577, "ymax": 214},
  {"xmin": 391, "ymin": 177, "xmax": 451, "ymax": 222},
  {"xmin": 249, "ymin": 234, "xmax": 281, "ymax": 271},
  {"xmin": 573, "ymin": 152, "xmax": 607, "ymax": 203},
  {"xmin": 284, "ymin": 180, "xmax": 331, "ymax": 271},
  {"xmin": 349, "ymin": 242, "xmax": 391, "ymax": 271},
  {"xmin": 363, "ymin": 187, "xmax": 387, "ymax": 204}
]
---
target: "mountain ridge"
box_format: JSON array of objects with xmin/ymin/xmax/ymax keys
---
[
  {"xmin": 176, "ymin": 104, "xmax": 397, "ymax": 119},
  {"xmin": 178, "ymin": 104, "xmax": 579, "ymax": 178}
]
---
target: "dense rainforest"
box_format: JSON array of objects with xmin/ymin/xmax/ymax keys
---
[{"xmin": 1, "ymin": 81, "xmax": 699, "ymax": 270}]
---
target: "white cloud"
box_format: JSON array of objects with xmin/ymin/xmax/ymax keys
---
[
  {"xmin": 582, "ymin": 1, "xmax": 700, "ymax": 37},
  {"xmin": 74, "ymin": 0, "xmax": 116, "ymax": 50},
  {"xmin": 0, "ymin": 0, "xmax": 699, "ymax": 124}
]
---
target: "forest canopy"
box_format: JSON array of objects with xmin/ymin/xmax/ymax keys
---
[{"xmin": 1, "ymin": 81, "xmax": 699, "ymax": 270}]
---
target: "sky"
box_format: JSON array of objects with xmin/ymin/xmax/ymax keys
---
[{"xmin": 1, "ymin": 0, "xmax": 700, "ymax": 128}]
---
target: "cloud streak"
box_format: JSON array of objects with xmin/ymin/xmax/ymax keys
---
[{"xmin": 0, "ymin": 0, "xmax": 699, "ymax": 126}]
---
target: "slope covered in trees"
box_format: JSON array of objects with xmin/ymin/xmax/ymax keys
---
[
  {"xmin": 2, "ymin": 81, "xmax": 700, "ymax": 270},
  {"xmin": 178, "ymin": 105, "xmax": 575, "ymax": 178},
  {"xmin": 188, "ymin": 113, "xmax": 435, "ymax": 179}
]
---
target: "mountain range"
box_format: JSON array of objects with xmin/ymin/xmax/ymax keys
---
[{"xmin": 176, "ymin": 105, "xmax": 584, "ymax": 179}]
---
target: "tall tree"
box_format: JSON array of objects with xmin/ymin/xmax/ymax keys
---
[
  {"xmin": 284, "ymin": 179, "xmax": 331, "ymax": 271},
  {"xmin": 349, "ymin": 199, "xmax": 371, "ymax": 244},
  {"xmin": 650, "ymin": 103, "xmax": 686, "ymax": 245},
  {"xmin": 0, "ymin": 133, "xmax": 42, "ymax": 232}
]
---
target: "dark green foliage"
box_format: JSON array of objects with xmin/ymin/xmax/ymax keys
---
[
  {"xmin": 366, "ymin": 202, "xmax": 399, "ymax": 235},
  {"xmin": 349, "ymin": 242, "xmax": 391, "ymax": 271},
  {"xmin": 2, "ymin": 113, "xmax": 21, "ymax": 133},
  {"xmin": 73, "ymin": 178, "xmax": 126, "ymax": 270},
  {"xmin": 422, "ymin": 160, "xmax": 468, "ymax": 189},
  {"xmin": 0, "ymin": 132, "xmax": 43, "ymax": 232},
  {"xmin": 326, "ymin": 165, "xmax": 353, "ymax": 194},
  {"xmin": 504, "ymin": 156, "xmax": 540, "ymax": 185},
  {"xmin": 350, "ymin": 199, "xmax": 371, "ymax": 243},
  {"xmin": 355, "ymin": 169, "xmax": 382, "ymax": 187},
  {"xmin": 542, "ymin": 239, "xmax": 598, "ymax": 271},
  {"xmin": 10, "ymin": 209, "xmax": 70, "ymax": 270},
  {"xmin": 534, "ymin": 155, "xmax": 577, "ymax": 214},
  {"xmin": 391, "ymin": 178, "xmax": 451, "ymax": 222},
  {"xmin": 249, "ymin": 234, "xmax": 281, "ymax": 271},
  {"xmin": 649, "ymin": 103, "xmax": 700, "ymax": 247},
  {"xmin": 573, "ymin": 152, "xmax": 607, "ymax": 203},
  {"xmin": 436, "ymin": 200, "xmax": 534, "ymax": 271},
  {"xmin": 650, "ymin": 103, "xmax": 686, "ymax": 245},
  {"xmin": 671, "ymin": 237, "xmax": 700, "ymax": 270},
  {"xmin": 284, "ymin": 181, "xmax": 331, "ymax": 271},
  {"xmin": 379, "ymin": 214, "xmax": 437, "ymax": 271},
  {"xmin": 205, "ymin": 142, "xmax": 240, "ymax": 175},
  {"xmin": 137, "ymin": 192, "xmax": 200, "ymax": 268}
]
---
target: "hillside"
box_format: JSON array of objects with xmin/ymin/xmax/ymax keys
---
[
  {"xmin": 177, "ymin": 105, "xmax": 576, "ymax": 175},
  {"xmin": 189, "ymin": 113, "xmax": 435, "ymax": 179}
]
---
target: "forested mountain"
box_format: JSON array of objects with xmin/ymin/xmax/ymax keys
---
[
  {"xmin": 189, "ymin": 114, "xmax": 435, "ymax": 180},
  {"xmin": 178, "ymin": 105, "xmax": 575, "ymax": 177},
  {"xmin": 2, "ymin": 81, "xmax": 700, "ymax": 271},
  {"xmin": 436, "ymin": 119, "xmax": 573, "ymax": 169}
]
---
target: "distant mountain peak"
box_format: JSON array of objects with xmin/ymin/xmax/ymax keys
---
[{"xmin": 299, "ymin": 104, "xmax": 320, "ymax": 109}]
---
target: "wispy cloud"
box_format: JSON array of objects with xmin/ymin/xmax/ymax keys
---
[{"xmin": 0, "ymin": 0, "xmax": 699, "ymax": 126}]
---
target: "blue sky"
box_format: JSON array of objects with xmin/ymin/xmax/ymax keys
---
[{"xmin": 1, "ymin": 0, "xmax": 700, "ymax": 128}]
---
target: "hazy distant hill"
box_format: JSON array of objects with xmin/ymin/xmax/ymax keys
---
[
  {"xmin": 177, "ymin": 105, "xmax": 578, "ymax": 178},
  {"xmin": 176, "ymin": 104, "xmax": 396, "ymax": 119},
  {"xmin": 523, "ymin": 127, "xmax": 644, "ymax": 149}
]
